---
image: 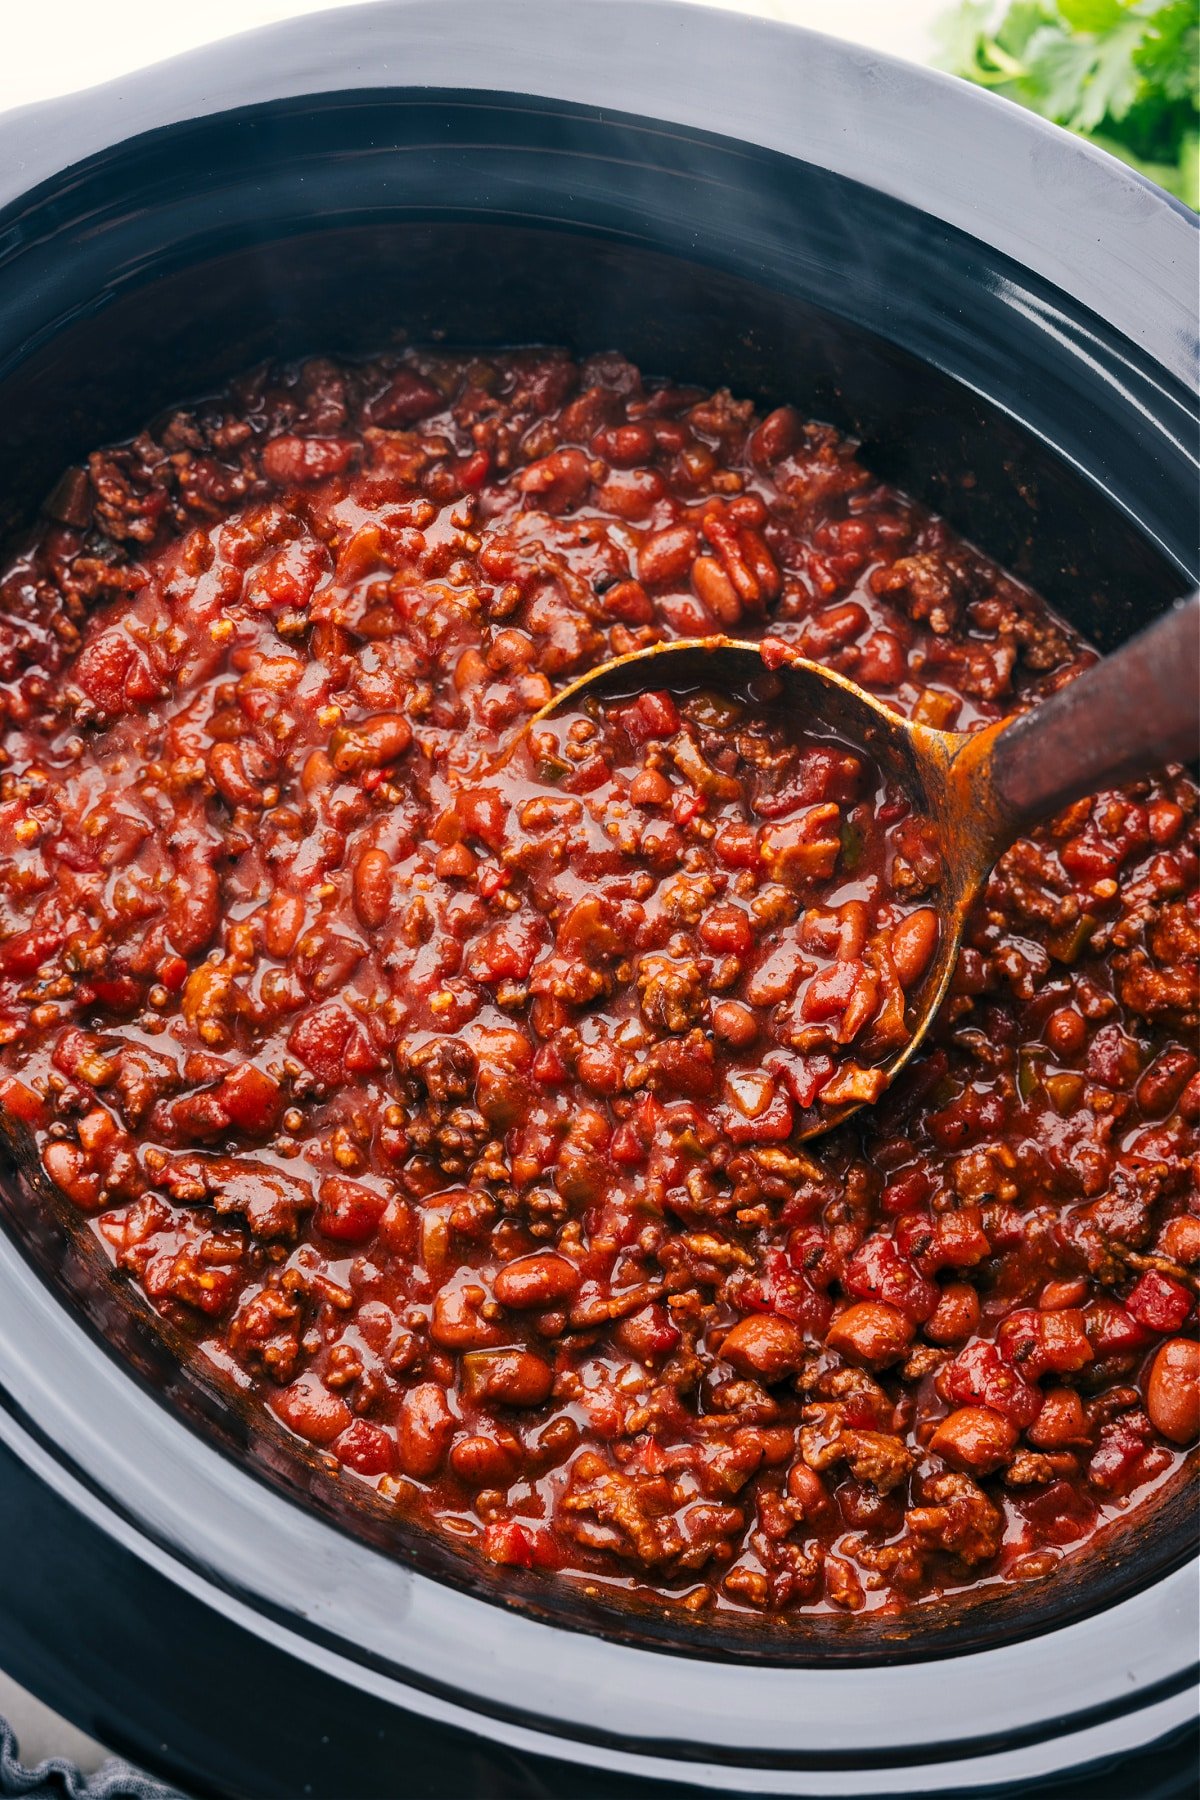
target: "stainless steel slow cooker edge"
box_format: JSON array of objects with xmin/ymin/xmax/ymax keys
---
[{"xmin": 0, "ymin": 5, "xmax": 1195, "ymax": 1795}]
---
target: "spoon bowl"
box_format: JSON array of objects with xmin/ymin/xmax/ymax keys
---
[{"xmin": 518, "ymin": 595, "xmax": 1198, "ymax": 1138}]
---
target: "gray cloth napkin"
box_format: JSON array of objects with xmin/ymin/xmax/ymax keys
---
[{"xmin": 0, "ymin": 1721, "xmax": 180, "ymax": 1800}]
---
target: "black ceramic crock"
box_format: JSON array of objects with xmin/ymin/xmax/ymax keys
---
[{"xmin": 0, "ymin": 4, "xmax": 1196, "ymax": 1794}]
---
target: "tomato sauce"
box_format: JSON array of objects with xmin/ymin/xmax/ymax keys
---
[{"xmin": 0, "ymin": 349, "xmax": 1194, "ymax": 1617}]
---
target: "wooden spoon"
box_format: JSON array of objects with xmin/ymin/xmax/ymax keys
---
[{"xmin": 520, "ymin": 593, "xmax": 1198, "ymax": 1138}]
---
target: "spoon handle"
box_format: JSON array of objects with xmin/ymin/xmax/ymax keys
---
[{"xmin": 989, "ymin": 592, "xmax": 1199, "ymax": 832}]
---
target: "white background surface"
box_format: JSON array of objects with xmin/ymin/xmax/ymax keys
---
[
  {"xmin": 0, "ymin": 0, "xmax": 946, "ymax": 112},
  {"xmin": 0, "ymin": 0, "xmax": 944, "ymax": 1780}
]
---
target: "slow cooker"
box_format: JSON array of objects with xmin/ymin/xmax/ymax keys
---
[{"xmin": 0, "ymin": 3, "xmax": 1195, "ymax": 1793}]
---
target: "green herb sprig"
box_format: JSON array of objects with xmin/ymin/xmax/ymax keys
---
[{"xmin": 935, "ymin": 0, "xmax": 1198, "ymax": 207}]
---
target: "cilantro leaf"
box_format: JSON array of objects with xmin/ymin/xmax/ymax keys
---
[{"xmin": 935, "ymin": 0, "xmax": 1198, "ymax": 208}]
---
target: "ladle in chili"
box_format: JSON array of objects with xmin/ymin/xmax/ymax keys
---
[{"xmin": 518, "ymin": 592, "xmax": 1199, "ymax": 1139}]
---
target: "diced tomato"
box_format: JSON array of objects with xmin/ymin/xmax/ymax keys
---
[
  {"xmin": 75, "ymin": 631, "xmax": 161, "ymax": 716},
  {"xmin": 619, "ymin": 690, "xmax": 679, "ymax": 741},
  {"xmin": 217, "ymin": 1063, "xmax": 283, "ymax": 1135},
  {"xmin": 287, "ymin": 1006, "xmax": 363, "ymax": 1087},
  {"xmin": 743, "ymin": 1244, "xmax": 834, "ymax": 1339},
  {"xmin": 316, "ymin": 1177, "xmax": 388, "ymax": 1244},
  {"xmin": 997, "ymin": 1307, "xmax": 1093, "ymax": 1378},
  {"xmin": 880, "ymin": 1167, "xmax": 932, "ymax": 1217},
  {"xmin": 1126, "ymin": 1271, "xmax": 1193, "ymax": 1334},
  {"xmin": 1084, "ymin": 1299, "xmax": 1155, "ymax": 1358},
  {"xmin": 1, "ymin": 923, "xmax": 66, "ymax": 976},
  {"xmin": 843, "ymin": 1234, "xmax": 938, "ymax": 1322},
  {"xmin": 334, "ymin": 1419, "xmax": 396, "ymax": 1476},
  {"xmin": 939, "ymin": 1339, "xmax": 1043, "ymax": 1428}
]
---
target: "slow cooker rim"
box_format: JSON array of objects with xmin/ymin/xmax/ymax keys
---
[
  {"xmin": 0, "ymin": 0, "xmax": 1195, "ymax": 383},
  {"xmin": 1, "ymin": 1242, "xmax": 1197, "ymax": 1782},
  {"xmin": 0, "ymin": 7, "xmax": 1196, "ymax": 1790}
]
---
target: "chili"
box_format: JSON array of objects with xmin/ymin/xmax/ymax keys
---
[{"xmin": 0, "ymin": 348, "xmax": 1194, "ymax": 1618}]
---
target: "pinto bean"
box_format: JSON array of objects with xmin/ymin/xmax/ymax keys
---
[
  {"xmin": 720, "ymin": 1315, "xmax": 807, "ymax": 1382},
  {"xmin": 430, "ymin": 1284, "xmax": 509, "ymax": 1350},
  {"xmin": 1159, "ymin": 1215, "xmax": 1200, "ymax": 1265},
  {"xmin": 273, "ymin": 1373, "xmax": 353, "ymax": 1446},
  {"xmin": 1046, "ymin": 1006, "xmax": 1086, "ymax": 1057},
  {"xmin": 712, "ymin": 1000, "xmax": 758, "ymax": 1048},
  {"xmin": 209, "ymin": 741, "xmax": 267, "ymax": 808},
  {"xmin": 450, "ymin": 1433, "xmax": 519, "ymax": 1488},
  {"xmin": 929, "ymin": 1406, "xmax": 1018, "ymax": 1473},
  {"xmin": 1146, "ymin": 1338, "xmax": 1200, "ymax": 1443},
  {"xmin": 826, "ymin": 1302, "xmax": 915, "ymax": 1368},
  {"xmin": 591, "ymin": 422, "xmax": 655, "ymax": 466},
  {"xmin": 1027, "ymin": 1387, "xmax": 1090, "ymax": 1449},
  {"xmin": 42, "ymin": 1139, "xmax": 102, "ymax": 1209}
]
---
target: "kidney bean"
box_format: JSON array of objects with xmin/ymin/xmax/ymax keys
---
[
  {"xmin": 748, "ymin": 405, "xmax": 801, "ymax": 466},
  {"xmin": 590, "ymin": 422, "xmax": 654, "ymax": 466},
  {"xmin": 636, "ymin": 523, "xmax": 697, "ymax": 587},
  {"xmin": 737, "ymin": 529, "xmax": 781, "ymax": 602},
  {"xmin": 688, "ymin": 555, "xmax": 741, "ymax": 623},
  {"xmin": 494, "ymin": 1252, "xmax": 580, "ymax": 1311},
  {"xmin": 352, "ymin": 848, "xmax": 393, "ymax": 930},
  {"xmin": 273, "ymin": 1373, "xmax": 353, "ymax": 1446},
  {"xmin": 329, "ymin": 712, "xmax": 412, "ymax": 773},
  {"xmin": 430, "ymin": 1284, "xmax": 509, "ymax": 1350},
  {"xmin": 209, "ymin": 741, "xmax": 267, "ymax": 808},
  {"xmin": 517, "ymin": 448, "xmax": 590, "ymax": 513},
  {"xmin": 262, "ymin": 435, "xmax": 355, "ymax": 486},
  {"xmin": 363, "ymin": 369, "xmax": 443, "ymax": 427},
  {"xmin": 259, "ymin": 893, "xmax": 303, "ymax": 961},
  {"xmin": 801, "ymin": 602, "xmax": 869, "ymax": 657},
  {"xmin": 450, "ymin": 1433, "xmax": 519, "ymax": 1488},
  {"xmin": 890, "ymin": 909, "xmax": 937, "ymax": 990},
  {"xmin": 595, "ymin": 468, "xmax": 665, "ymax": 521},
  {"xmin": 397, "ymin": 1382, "xmax": 455, "ymax": 1478},
  {"xmin": 702, "ymin": 512, "xmax": 762, "ymax": 607},
  {"xmin": 166, "ymin": 865, "xmax": 219, "ymax": 957},
  {"xmin": 461, "ymin": 1349, "xmax": 554, "ymax": 1407}
]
